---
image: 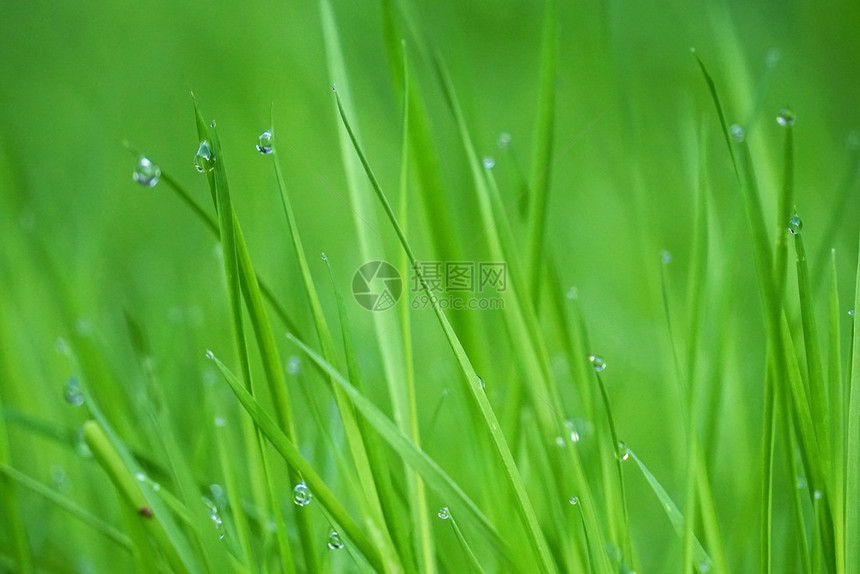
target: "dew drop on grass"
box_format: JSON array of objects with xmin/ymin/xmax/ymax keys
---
[
  {"xmin": 256, "ymin": 129, "xmax": 274, "ymax": 154},
  {"xmin": 566, "ymin": 286, "xmax": 578, "ymax": 300},
  {"xmin": 698, "ymin": 561, "xmax": 711, "ymax": 572},
  {"xmin": 661, "ymin": 249, "xmax": 672, "ymax": 264},
  {"xmin": 587, "ymin": 354, "xmax": 606, "ymax": 372},
  {"xmin": 64, "ymin": 377, "xmax": 84, "ymax": 406},
  {"xmin": 209, "ymin": 120, "xmax": 217, "ymax": 129},
  {"xmin": 482, "ymin": 156, "xmax": 495, "ymax": 170},
  {"xmin": 788, "ymin": 214, "xmax": 803, "ymax": 235},
  {"xmin": 203, "ymin": 497, "xmax": 226, "ymax": 539},
  {"xmin": 287, "ymin": 356, "xmax": 301, "ymax": 375},
  {"xmin": 555, "ymin": 436, "xmax": 566, "ymax": 448},
  {"xmin": 729, "ymin": 124, "xmax": 745, "ymax": 143},
  {"xmin": 437, "ymin": 507, "xmax": 451, "ymax": 520},
  {"xmin": 776, "ymin": 108, "xmax": 796, "ymax": 127},
  {"xmin": 569, "ymin": 496, "xmax": 579, "ymax": 505},
  {"xmin": 133, "ymin": 156, "xmax": 161, "ymax": 187},
  {"xmin": 478, "ymin": 375, "xmax": 485, "ymax": 390},
  {"xmin": 205, "ymin": 349, "xmax": 215, "ymax": 360},
  {"xmin": 617, "ymin": 441, "xmax": 630, "ymax": 461},
  {"xmin": 194, "ymin": 141, "xmax": 216, "ymax": 173},
  {"xmin": 321, "ymin": 252, "xmax": 328, "ymax": 261},
  {"xmin": 796, "ymin": 475, "xmax": 807, "ymax": 489},
  {"xmin": 327, "ymin": 530, "xmax": 344, "ymax": 550},
  {"xmin": 813, "ymin": 489, "xmax": 822, "ymax": 500},
  {"xmin": 214, "ymin": 416, "xmax": 226, "ymax": 427},
  {"xmin": 50, "ymin": 465, "xmax": 68, "ymax": 490},
  {"xmin": 848, "ymin": 308, "xmax": 854, "ymax": 317},
  {"xmin": 293, "ymin": 481, "xmax": 312, "ymax": 506},
  {"xmin": 331, "ymin": 83, "xmax": 337, "ymax": 92},
  {"xmin": 498, "ymin": 132, "xmax": 512, "ymax": 148}
]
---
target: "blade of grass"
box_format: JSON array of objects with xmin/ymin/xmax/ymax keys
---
[
  {"xmin": 0, "ymin": 463, "xmax": 131, "ymax": 551},
  {"xmin": 525, "ymin": 0, "xmax": 558, "ymax": 299},
  {"xmin": 192, "ymin": 100, "xmax": 305, "ymax": 574},
  {"xmin": 83, "ymin": 420, "xmax": 194, "ymax": 573},
  {"xmin": 0, "ymin": 391, "xmax": 33, "ymax": 574},
  {"xmin": 207, "ymin": 351, "xmax": 387, "ymax": 572},
  {"xmin": 828, "ymin": 250, "xmax": 845, "ymax": 574},
  {"xmin": 331, "ymin": 85, "xmax": 557, "ymax": 573},
  {"xmin": 845, "ymin": 229, "xmax": 860, "ymax": 570},
  {"xmin": 268, "ymin": 116, "xmax": 403, "ymax": 572},
  {"xmin": 393, "ymin": 43, "xmax": 436, "ymax": 574},
  {"xmin": 627, "ymin": 448, "xmax": 714, "ymax": 572},
  {"xmin": 448, "ymin": 513, "xmax": 485, "ymax": 574},
  {"xmin": 285, "ymin": 333, "xmax": 518, "ymax": 571}
]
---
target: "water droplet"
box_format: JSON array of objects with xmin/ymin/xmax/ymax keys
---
[
  {"xmin": 287, "ymin": 356, "xmax": 301, "ymax": 375},
  {"xmin": 203, "ymin": 497, "xmax": 226, "ymax": 539},
  {"xmin": 661, "ymin": 250, "xmax": 672, "ymax": 264},
  {"xmin": 729, "ymin": 124, "xmax": 745, "ymax": 143},
  {"xmin": 796, "ymin": 476, "xmax": 807, "ymax": 489},
  {"xmin": 569, "ymin": 496, "xmax": 579, "ymax": 505},
  {"xmin": 698, "ymin": 561, "xmax": 711, "ymax": 572},
  {"xmin": 56, "ymin": 337, "xmax": 69, "ymax": 355},
  {"xmin": 214, "ymin": 416, "xmax": 226, "ymax": 427},
  {"xmin": 788, "ymin": 214, "xmax": 803, "ymax": 235},
  {"xmin": 210, "ymin": 483, "xmax": 225, "ymax": 501},
  {"xmin": 209, "ymin": 120, "xmax": 217, "ymax": 129},
  {"xmin": 293, "ymin": 481, "xmax": 313, "ymax": 506},
  {"xmin": 813, "ymin": 489, "xmax": 822, "ymax": 500},
  {"xmin": 74, "ymin": 427, "xmax": 92, "ymax": 458},
  {"xmin": 205, "ymin": 349, "xmax": 215, "ymax": 360},
  {"xmin": 133, "ymin": 156, "xmax": 161, "ymax": 187},
  {"xmin": 64, "ymin": 377, "xmax": 84, "ymax": 407},
  {"xmin": 320, "ymin": 252, "xmax": 328, "ymax": 261},
  {"xmin": 76, "ymin": 318, "xmax": 92, "ymax": 336},
  {"xmin": 50, "ymin": 465, "xmax": 68, "ymax": 490},
  {"xmin": 776, "ymin": 108, "xmax": 796, "ymax": 127},
  {"xmin": 848, "ymin": 308, "xmax": 854, "ymax": 317},
  {"xmin": 617, "ymin": 441, "xmax": 630, "ymax": 461},
  {"xmin": 477, "ymin": 376, "xmax": 485, "ymax": 390},
  {"xmin": 482, "ymin": 156, "xmax": 495, "ymax": 170},
  {"xmin": 194, "ymin": 141, "xmax": 215, "ymax": 173},
  {"xmin": 327, "ymin": 530, "xmax": 344, "ymax": 550},
  {"xmin": 689, "ymin": 46, "xmax": 697, "ymax": 54},
  {"xmin": 566, "ymin": 286, "xmax": 578, "ymax": 300},
  {"xmin": 437, "ymin": 507, "xmax": 450, "ymax": 520},
  {"xmin": 498, "ymin": 133, "xmax": 512, "ymax": 148},
  {"xmin": 765, "ymin": 48, "xmax": 780, "ymax": 67},
  {"xmin": 331, "ymin": 83, "xmax": 337, "ymax": 92},
  {"xmin": 587, "ymin": 354, "xmax": 606, "ymax": 372},
  {"xmin": 256, "ymin": 129, "xmax": 274, "ymax": 155}
]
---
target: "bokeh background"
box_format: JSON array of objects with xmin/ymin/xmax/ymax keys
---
[{"xmin": 2, "ymin": 0, "xmax": 860, "ymax": 571}]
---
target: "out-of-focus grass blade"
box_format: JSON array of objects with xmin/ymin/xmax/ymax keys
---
[
  {"xmin": 0, "ymin": 390, "xmax": 34, "ymax": 574},
  {"xmin": 448, "ymin": 513, "xmax": 485, "ymax": 574},
  {"xmin": 0, "ymin": 463, "xmax": 131, "ymax": 551},
  {"xmin": 627, "ymin": 448, "xmax": 714, "ymax": 572},
  {"xmin": 827, "ymin": 250, "xmax": 845, "ymax": 574},
  {"xmin": 191, "ymin": 98, "xmax": 305, "ymax": 574},
  {"xmin": 331, "ymin": 86, "xmax": 556, "ymax": 573},
  {"xmin": 845, "ymin": 230, "xmax": 860, "ymax": 570},
  {"xmin": 268, "ymin": 118, "xmax": 402, "ymax": 572},
  {"xmin": 83, "ymin": 420, "xmax": 195, "ymax": 573},
  {"xmin": 286, "ymin": 333, "xmax": 518, "ymax": 571},
  {"xmin": 525, "ymin": 0, "xmax": 557, "ymax": 298},
  {"xmin": 207, "ymin": 351, "xmax": 386, "ymax": 572}
]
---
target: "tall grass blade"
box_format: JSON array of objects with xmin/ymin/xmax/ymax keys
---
[
  {"xmin": 845, "ymin": 229, "xmax": 860, "ymax": 570},
  {"xmin": 331, "ymin": 85, "xmax": 557, "ymax": 573}
]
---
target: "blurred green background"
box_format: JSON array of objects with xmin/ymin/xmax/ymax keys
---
[{"xmin": 2, "ymin": 0, "xmax": 860, "ymax": 571}]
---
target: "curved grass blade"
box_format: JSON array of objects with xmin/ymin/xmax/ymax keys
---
[
  {"xmin": 845, "ymin": 229, "xmax": 860, "ymax": 571},
  {"xmin": 627, "ymin": 448, "xmax": 714, "ymax": 572},
  {"xmin": 207, "ymin": 351, "xmax": 386, "ymax": 572},
  {"xmin": 828, "ymin": 250, "xmax": 845, "ymax": 574},
  {"xmin": 0, "ymin": 463, "xmax": 131, "ymax": 551},
  {"xmin": 286, "ymin": 333, "xmax": 518, "ymax": 571},
  {"xmin": 331, "ymin": 87, "xmax": 556, "ymax": 573},
  {"xmin": 0, "ymin": 391, "xmax": 34, "ymax": 574},
  {"xmin": 448, "ymin": 513, "xmax": 485, "ymax": 574}
]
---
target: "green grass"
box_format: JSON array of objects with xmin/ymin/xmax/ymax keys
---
[{"xmin": 2, "ymin": 0, "xmax": 860, "ymax": 572}]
